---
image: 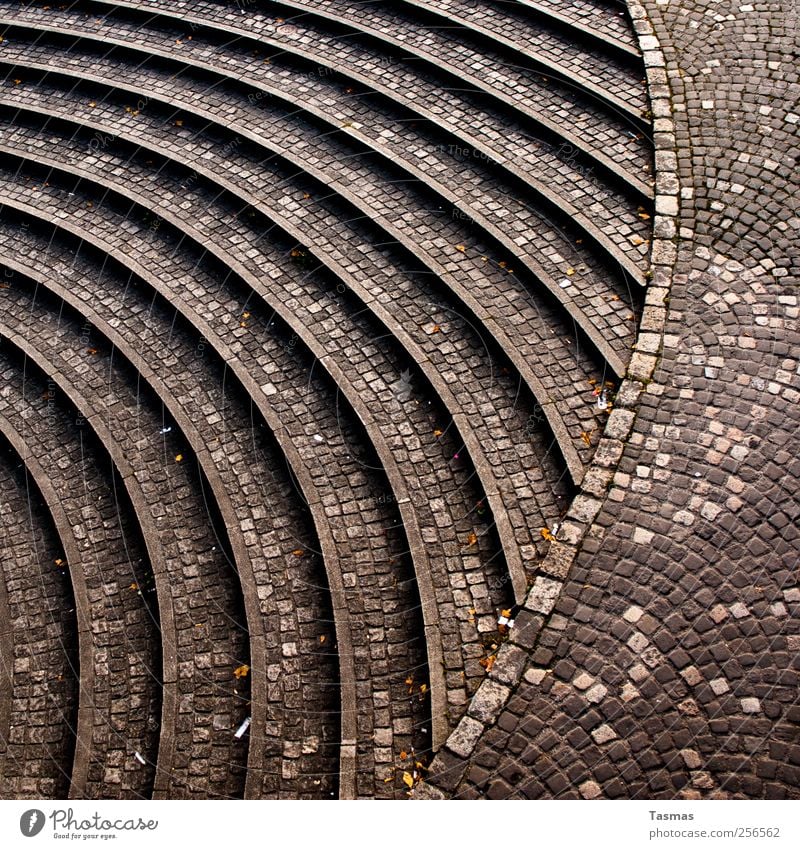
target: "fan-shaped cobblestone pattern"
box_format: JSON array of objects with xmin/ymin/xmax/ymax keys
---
[
  {"xmin": 5, "ymin": 0, "xmax": 769, "ymax": 801},
  {"xmin": 0, "ymin": 432, "xmax": 78, "ymax": 799},
  {"xmin": 419, "ymin": 0, "xmax": 799, "ymax": 801},
  {"xmin": 0, "ymin": 372, "xmax": 159, "ymax": 799},
  {"xmin": 0, "ymin": 281, "xmax": 254, "ymax": 798}
]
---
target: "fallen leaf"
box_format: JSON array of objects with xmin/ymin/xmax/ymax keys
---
[
  {"xmin": 129, "ymin": 582, "xmax": 138, "ymax": 591},
  {"xmin": 455, "ymin": 244, "xmax": 466, "ymax": 252},
  {"xmin": 400, "ymin": 751, "xmax": 407, "ymax": 760},
  {"xmin": 466, "ymin": 532, "xmax": 478, "ymax": 547},
  {"xmin": 292, "ymin": 549, "xmax": 305, "ymax": 557},
  {"xmin": 580, "ymin": 431, "xmax": 592, "ymax": 447},
  {"xmin": 233, "ymin": 664, "xmax": 250, "ymax": 679},
  {"xmin": 433, "ymin": 429, "xmax": 443, "ymax": 437},
  {"xmin": 479, "ymin": 654, "xmax": 496, "ymax": 672},
  {"xmin": 175, "ymin": 454, "xmax": 183, "ymax": 463},
  {"xmin": 540, "ymin": 527, "xmax": 555, "ymax": 542},
  {"xmin": 319, "ymin": 635, "xmax": 326, "ymax": 644},
  {"xmin": 566, "ymin": 268, "xmax": 575, "ymax": 276},
  {"xmin": 402, "ymin": 771, "xmax": 414, "ymax": 789}
]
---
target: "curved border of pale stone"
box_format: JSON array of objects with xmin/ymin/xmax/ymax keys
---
[{"xmin": 414, "ymin": 0, "xmax": 684, "ymax": 799}]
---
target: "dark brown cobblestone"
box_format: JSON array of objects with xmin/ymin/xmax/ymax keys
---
[
  {"xmin": 0, "ymin": 359, "xmax": 159, "ymax": 799},
  {"xmin": 0, "ymin": 441, "xmax": 78, "ymax": 799},
  {"xmin": 425, "ymin": 0, "xmax": 799, "ymax": 802},
  {"xmin": 0, "ymin": 0, "xmax": 794, "ymax": 802}
]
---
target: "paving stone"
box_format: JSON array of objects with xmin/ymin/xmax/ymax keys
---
[{"xmin": 0, "ymin": 0, "xmax": 795, "ymax": 804}]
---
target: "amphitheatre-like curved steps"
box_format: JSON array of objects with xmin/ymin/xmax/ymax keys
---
[
  {"xmin": 512, "ymin": 0, "xmax": 640, "ymax": 58},
  {"xmin": 0, "ymin": 38, "xmax": 620, "ymax": 481},
  {"xmin": 0, "ymin": 291, "xmax": 252, "ymax": 798},
  {"xmin": 0, "ymin": 417, "xmax": 78, "ymax": 799},
  {"xmin": 0, "ymin": 78, "xmax": 580, "ymax": 556},
  {"xmin": 0, "ymin": 11, "xmax": 636, "ymax": 379},
  {"xmin": 0, "ymin": 232, "xmax": 350, "ymax": 796},
  {"xmin": 0, "ymin": 418, "xmax": 97, "ymax": 800},
  {"xmin": 2, "ymin": 171, "xmax": 488, "ymax": 748},
  {"xmin": 84, "ymin": 0, "xmax": 652, "ymax": 193},
  {"xmin": 40, "ymin": 0, "xmax": 654, "ymax": 262},
  {"xmin": 0, "ymin": 397, "xmax": 159, "ymax": 799},
  {"xmin": 0, "ymin": 210, "xmax": 436, "ymax": 798},
  {"xmin": 0, "ymin": 0, "xmax": 654, "ymax": 799}
]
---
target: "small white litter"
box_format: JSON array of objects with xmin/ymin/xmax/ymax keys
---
[
  {"xmin": 234, "ymin": 717, "xmax": 252, "ymax": 739},
  {"xmin": 134, "ymin": 751, "xmax": 146, "ymax": 765}
]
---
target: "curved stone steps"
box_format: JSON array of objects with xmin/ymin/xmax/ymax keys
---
[
  {"xmin": 0, "ymin": 78, "xmax": 605, "ymax": 487},
  {"xmin": 396, "ymin": 0, "xmax": 645, "ymax": 110},
  {"xmin": 0, "ymin": 300, "xmax": 251, "ymax": 799},
  {"xmin": 0, "ymin": 36, "xmax": 644, "ymax": 377},
  {"xmin": 0, "ymin": 227, "xmax": 351, "ymax": 796},
  {"xmin": 0, "ymin": 212, "xmax": 432, "ymax": 799},
  {"xmin": 0, "ymin": 401, "xmax": 158, "ymax": 799},
  {"xmin": 0, "ymin": 123, "xmax": 577, "ymax": 616},
  {"xmin": 0, "ymin": 195, "xmax": 423, "ymax": 797},
  {"xmin": 0, "ymin": 531, "xmax": 11, "ymax": 769},
  {"xmin": 511, "ymin": 0, "xmax": 640, "ymax": 57},
  {"xmin": 0, "ymin": 9, "xmax": 645, "ymax": 363},
  {"xmin": 0, "ymin": 175, "xmax": 506, "ymax": 740},
  {"xmin": 222, "ymin": 0, "xmax": 647, "ymax": 121},
  {"xmin": 0, "ymin": 423, "xmax": 78, "ymax": 799},
  {"xmin": 0, "ymin": 0, "xmax": 662, "ymax": 802},
  {"xmin": 0, "ymin": 81, "xmax": 580, "ymax": 548},
  {"xmin": 80, "ymin": 0, "xmax": 654, "ymax": 207},
  {"xmin": 0, "ymin": 118, "xmax": 563, "ymax": 585},
  {"xmin": 0, "ymin": 68, "xmax": 539, "ymax": 618},
  {"xmin": 0, "ymin": 251, "xmax": 341, "ymax": 799},
  {"xmin": 0, "ymin": 418, "xmax": 98, "ymax": 800}
]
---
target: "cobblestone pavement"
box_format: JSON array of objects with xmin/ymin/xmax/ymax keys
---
[
  {"xmin": 0, "ymin": 0, "xmax": 796, "ymax": 800},
  {"xmin": 423, "ymin": 0, "xmax": 799, "ymax": 800}
]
